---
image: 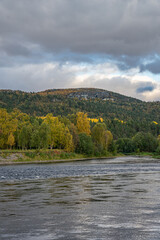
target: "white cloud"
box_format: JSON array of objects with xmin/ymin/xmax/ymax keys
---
[{"xmin": 0, "ymin": 61, "xmax": 159, "ymax": 101}]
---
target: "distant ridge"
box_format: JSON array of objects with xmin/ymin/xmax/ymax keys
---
[
  {"xmin": 37, "ymin": 88, "xmax": 141, "ymax": 102},
  {"xmin": 0, "ymin": 87, "xmax": 141, "ymax": 102}
]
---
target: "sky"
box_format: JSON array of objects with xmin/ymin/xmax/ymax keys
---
[{"xmin": 1, "ymin": 0, "xmax": 160, "ymax": 101}]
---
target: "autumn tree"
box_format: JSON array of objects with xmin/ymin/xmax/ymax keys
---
[
  {"xmin": 91, "ymin": 123, "xmax": 113, "ymax": 153},
  {"xmin": 76, "ymin": 112, "xmax": 91, "ymax": 135},
  {"xmin": 0, "ymin": 108, "xmax": 18, "ymax": 148},
  {"xmin": 106, "ymin": 130, "xmax": 113, "ymax": 150},
  {"xmin": 44, "ymin": 114, "xmax": 74, "ymax": 151},
  {"xmin": 7, "ymin": 133, "xmax": 15, "ymax": 149},
  {"xmin": 64, "ymin": 127, "xmax": 74, "ymax": 152},
  {"xmin": 68, "ymin": 123, "xmax": 79, "ymax": 150},
  {"xmin": 91, "ymin": 123, "xmax": 106, "ymax": 148}
]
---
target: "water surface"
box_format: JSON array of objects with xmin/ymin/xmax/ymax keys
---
[{"xmin": 0, "ymin": 156, "xmax": 160, "ymax": 240}]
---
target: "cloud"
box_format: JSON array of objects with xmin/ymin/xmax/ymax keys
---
[
  {"xmin": 136, "ymin": 86, "xmax": 155, "ymax": 93},
  {"xmin": 140, "ymin": 56, "xmax": 160, "ymax": 74},
  {"xmin": 0, "ymin": 0, "xmax": 160, "ymax": 57}
]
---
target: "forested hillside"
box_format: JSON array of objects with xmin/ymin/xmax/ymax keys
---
[{"xmin": 0, "ymin": 88, "xmax": 160, "ymax": 122}]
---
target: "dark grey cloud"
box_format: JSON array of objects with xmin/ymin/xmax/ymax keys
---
[
  {"xmin": 136, "ymin": 86, "xmax": 155, "ymax": 93},
  {"xmin": 0, "ymin": 0, "xmax": 160, "ymax": 57},
  {"xmin": 140, "ymin": 57, "xmax": 160, "ymax": 74},
  {"xmin": 0, "ymin": 41, "xmax": 30, "ymax": 56}
]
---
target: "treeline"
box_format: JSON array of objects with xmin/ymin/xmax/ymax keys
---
[
  {"xmin": 0, "ymin": 108, "xmax": 160, "ymax": 156},
  {"xmin": 0, "ymin": 109, "xmax": 113, "ymax": 156}
]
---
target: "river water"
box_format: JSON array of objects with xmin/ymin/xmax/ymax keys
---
[{"xmin": 0, "ymin": 156, "xmax": 160, "ymax": 240}]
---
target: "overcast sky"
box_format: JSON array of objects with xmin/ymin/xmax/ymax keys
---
[{"xmin": 1, "ymin": 0, "xmax": 160, "ymax": 101}]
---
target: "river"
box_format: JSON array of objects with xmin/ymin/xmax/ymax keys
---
[{"xmin": 0, "ymin": 156, "xmax": 160, "ymax": 240}]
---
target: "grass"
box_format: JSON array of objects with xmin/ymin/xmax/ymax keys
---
[
  {"xmin": 3, "ymin": 149, "xmax": 158, "ymax": 165},
  {"xmin": 0, "ymin": 149, "xmax": 118, "ymax": 164}
]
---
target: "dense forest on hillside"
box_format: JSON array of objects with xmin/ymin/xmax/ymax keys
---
[{"xmin": 0, "ymin": 88, "xmax": 160, "ymax": 123}]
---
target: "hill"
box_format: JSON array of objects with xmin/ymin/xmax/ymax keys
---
[{"xmin": 0, "ymin": 88, "xmax": 160, "ymax": 123}]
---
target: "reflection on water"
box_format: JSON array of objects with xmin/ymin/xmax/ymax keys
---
[{"xmin": 0, "ymin": 156, "xmax": 160, "ymax": 240}]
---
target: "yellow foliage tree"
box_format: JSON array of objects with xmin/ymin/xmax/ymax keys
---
[
  {"xmin": 7, "ymin": 133, "xmax": 15, "ymax": 149},
  {"xmin": 76, "ymin": 112, "xmax": 91, "ymax": 135},
  {"xmin": 44, "ymin": 114, "xmax": 57, "ymax": 148},
  {"xmin": 92, "ymin": 123, "xmax": 113, "ymax": 151},
  {"xmin": 64, "ymin": 127, "xmax": 74, "ymax": 152},
  {"xmin": 44, "ymin": 114, "xmax": 74, "ymax": 150},
  {"xmin": 0, "ymin": 108, "xmax": 17, "ymax": 148},
  {"xmin": 106, "ymin": 130, "xmax": 113, "ymax": 149}
]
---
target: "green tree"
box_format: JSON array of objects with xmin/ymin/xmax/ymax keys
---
[
  {"xmin": 31, "ymin": 120, "xmax": 40, "ymax": 149},
  {"xmin": 18, "ymin": 125, "xmax": 32, "ymax": 149},
  {"xmin": 116, "ymin": 138, "xmax": 136, "ymax": 153},
  {"xmin": 133, "ymin": 132, "xmax": 158, "ymax": 152},
  {"xmin": 39, "ymin": 122, "xmax": 50, "ymax": 149},
  {"xmin": 91, "ymin": 123, "xmax": 107, "ymax": 148},
  {"xmin": 76, "ymin": 133, "xmax": 94, "ymax": 155}
]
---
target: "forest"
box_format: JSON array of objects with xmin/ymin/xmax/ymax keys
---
[{"xmin": 0, "ymin": 107, "xmax": 160, "ymax": 157}]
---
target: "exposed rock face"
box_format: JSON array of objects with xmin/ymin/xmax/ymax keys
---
[{"xmin": 68, "ymin": 89, "xmax": 110, "ymax": 100}]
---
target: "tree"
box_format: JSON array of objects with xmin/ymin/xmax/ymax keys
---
[
  {"xmin": 18, "ymin": 125, "xmax": 32, "ymax": 149},
  {"xmin": 44, "ymin": 114, "xmax": 73, "ymax": 150},
  {"xmin": 31, "ymin": 120, "xmax": 40, "ymax": 149},
  {"xmin": 116, "ymin": 138, "xmax": 136, "ymax": 153},
  {"xmin": 76, "ymin": 133, "xmax": 94, "ymax": 155},
  {"xmin": 44, "ymin": 114, "xmax": 58, "ymax": 148},
  {"xmin": 68, "ymin": 123, "xmax": 79, "ymax": 149},
  {"xmin": 31, "ymin": 129, "xmax": 40, "ymax": 149},
  {"xmin": 64, "ymin": 127, "xmax": 74, "ymax": 152},
  {"xmin": 76, "ymin": 112, "xmax": 91, "ymax": 135},
  {"xmin": 132, "ymin": 132, "xmax": 158, "ymax": 152},
  {"xmin": 106, "ymin": 130, "xmax": 113, "ymax": 149},
  {"xmin": 7, "ymin": 133, "xmax": 15, "ymax": 149},
  {"xmin": 39, "ymin": 122, "xmax": 50, "ymax": 149},
  {"xmin": 0, "ymin": 108, "xmax": 17, "ymax": 149},
  {"xmin": 91, "ymin": 123, "xmax": 107, "ymax": 148}
]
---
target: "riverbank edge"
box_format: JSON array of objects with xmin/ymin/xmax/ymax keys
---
[
  {"xmin": 0, "ymin": 150, "xmax": 122, "ymax": 166},
  {"xmin": 0, "ymin": 151, "xmax": 159, "ymax": 166},
  {"xmin": 0, "ymin": 156, "xmax": 120, "ymax": 166}
]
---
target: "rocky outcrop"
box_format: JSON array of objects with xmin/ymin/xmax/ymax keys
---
[{"xmin": 68, "ymin": 89, "xmax": 111, "ymax": 100}]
